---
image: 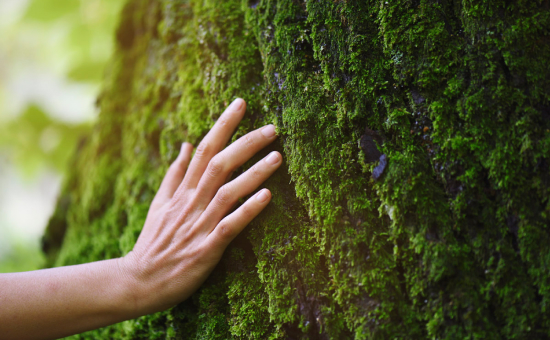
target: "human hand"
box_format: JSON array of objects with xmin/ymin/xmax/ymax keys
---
[
  {"xmin": 0, "ymin": 98, "xmax": 280, "ymax": 340},
  {"xmin": 119, "ymin": 98, "xmax": 281, "ymax": 315}
]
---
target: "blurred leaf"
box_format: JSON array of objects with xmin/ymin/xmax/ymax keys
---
[
  {"xmin": 0, "ymin": 241, "xmax": 45, "ymax": 273},
  {"xmin": 23, "ymin": 0, "xmax": 80, "ymax": 22},
  {"xmin": 0, "ymin": 0, "xmax": 125, "ymax": 273},
  {"xmin": 0, "ymin": 105, "xmax": 91, "ymax": 177},
  {"xmin": 21, "ymin": 0, "xmax": 125, "ymax": 83},
  {"xmin": 68, "ymin": 62, "xmax": 106, "ymax": 82}
]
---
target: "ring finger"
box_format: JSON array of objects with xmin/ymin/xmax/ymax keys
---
[
  {"xmin": 187, "ymin": 151, "xmax": 282, "ymax": 236},
  {"xmin": 192, "ymin": 124, "xmax": 278, "ymax": 209}
]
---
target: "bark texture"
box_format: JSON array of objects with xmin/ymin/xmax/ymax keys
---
[{"xmin": 44, "ymin": 0, "xmax": 550, "ymax": 338}]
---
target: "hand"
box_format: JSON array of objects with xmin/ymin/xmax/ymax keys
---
[
  {"xmin": 0, "ymin": 98, "xmax": 278, "ymax": 340},
  {"xmin": 120, "ymin": 98, "xmax": 281, "ymax": 315}
]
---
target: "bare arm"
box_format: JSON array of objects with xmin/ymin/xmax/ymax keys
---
[
  {"xmin": 0, "ymin": 259, "xmax": 137, "ymax": 339},
  {"xmin": 0, "ymin": 98, "xmax": 281, "ymax": 340}
]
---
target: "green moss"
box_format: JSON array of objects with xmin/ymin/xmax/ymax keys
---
[{"xmin": 44, "ymin": 0, "xmax": 550, "ymax": 338}]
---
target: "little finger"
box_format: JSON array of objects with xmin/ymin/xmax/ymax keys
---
[
  {"xmin": 207, "ymin": 189, "xmax": 272, "ymax": 247},
  {"xmin": 153, "ymin": 142, "xmax": 193, "ymax": 207}
]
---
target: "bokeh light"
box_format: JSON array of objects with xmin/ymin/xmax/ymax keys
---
[{"xmin": 0, "ymin": 0, "xmax": 124, "ymax": 272}]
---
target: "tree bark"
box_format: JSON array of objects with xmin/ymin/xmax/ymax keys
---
[{"xmin": 44, "ymin": 0, "xmax": 550, "ymax": 338}]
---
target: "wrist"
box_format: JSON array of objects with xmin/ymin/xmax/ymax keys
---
[{"xmin": 114, "ymin": 255, "xmax": 148, "ymax": 319}]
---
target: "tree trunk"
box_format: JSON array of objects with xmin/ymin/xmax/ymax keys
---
[{"xmin": 43, "ymin": 0, "xmax": 550, "ymax": 338}]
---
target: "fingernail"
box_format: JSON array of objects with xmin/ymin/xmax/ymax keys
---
[
  {"xmin": 265, "ymin": 152, "xmax": 280, "ymax": 165},
  {"xmin": 261, "ymin": 124, "xmax": 276, "ymax": 138},
  {"xmin": 256, "ymin": 189, "xmax": 270, "ymax": 203},
  {"xmin": 230, "ymin": 98, "xmax": 245, "ymax": 111}
]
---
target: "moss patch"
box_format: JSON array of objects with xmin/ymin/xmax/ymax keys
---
[{"xmin": 45, "ymin": 0, "xmax": 550, "ymax": 338}]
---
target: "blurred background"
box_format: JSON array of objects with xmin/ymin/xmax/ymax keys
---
[{"xmin": 0, "ymin": 0, "xmax": 124, "ymax": 272}]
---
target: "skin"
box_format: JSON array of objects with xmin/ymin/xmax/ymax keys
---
[{"xmin": 0, "ymin": 98, "xmax": 281, "ymax": 340}]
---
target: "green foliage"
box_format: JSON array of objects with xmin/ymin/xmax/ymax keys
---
[
  {"xmin": 0, "ymin": 0, "xmax": 126, "ymax": 176},
  {"xmin": 22, "ymin": 0, "xmax": 126, "ymax": 83},
  {"xmin": 24, "ymin": 0, "xmax": 80, "ymax": 22},
  {"xmin": 45, "ymin": 0, "xmax": 550, "ymax": 339},
  {"xmin": 0, "ymin": 240, "xmax": 45, "ymax": 273},
  {"xmin": 0, "ymin": 106, "xmax": 90, "ymax": 177}
]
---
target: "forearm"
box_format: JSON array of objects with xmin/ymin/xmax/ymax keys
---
[
  {"xmin": 0, "ymin": 99, "xmax": 278, "ymax": 339},
  {"xmin": 0, "ymin": 258, "xmax": 137, "ymax": 340}
]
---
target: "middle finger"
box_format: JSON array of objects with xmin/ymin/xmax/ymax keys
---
[
  {"xmin": 176, "ymin": 98, "xmax": 246, "ymax": 194},
  {"xmin": 192, "ymin": 124, "xmax": 278, "ymax": 210},
  {"xmin": 189, "ymin": 150, "xmax": 282, "ymax": 236}
]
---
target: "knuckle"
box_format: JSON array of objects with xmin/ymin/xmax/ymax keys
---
[
  {"xmin": 207, "ymin": 156, "xmax": 225, "ymax": 178},
  {"xmin": 240, "ymin": 203, "xmax": 255, "ymax": 219},
  {"xmin": 217, "ymin": 221, "xmax": 234, "ymax": 240},
  {"xmin": 217, "ymin": 117, "xmax": 229, "ymax": 127},
  {"xmin": 243, "ymin": 134, "xmax": 255, "ymax": 147},
  {"xmin": 249, "ymin": 164, "xmax": 262, "ymax": 178},
  {"xmin": 195, "ymin": 142, "xmax": 211, "ymax": 159},
  {"xmin": 216, "ymin": 184, "xmax": 234, "ymax": 205}
]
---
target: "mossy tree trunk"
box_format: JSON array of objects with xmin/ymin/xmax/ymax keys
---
[{"xmin": 44, "ymin": 0, "xmax": 550, "ymax": 339}]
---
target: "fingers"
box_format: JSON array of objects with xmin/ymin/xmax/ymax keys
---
[
  {"xmin": 207, "ymin": 189, "xmax": 272, "ymax": 246},
  {"xmin": 177, "ymin": 98, "xmax": 246, "ymax": 193},
  {"xmin": 153, "ymin": 142, "xmax": 193, "ymax": 206},
  {"xmin": 192, "ymin": 124, "xmax": 278, "ymax": 209},
  {"xmin": 192, "ymin": 151, "xmax": 281, "ymax": 232}
]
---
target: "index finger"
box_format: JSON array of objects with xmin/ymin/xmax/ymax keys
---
[{"xmin": 177, "ymin": 98, "xmax": 246, "ymax": 193}]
